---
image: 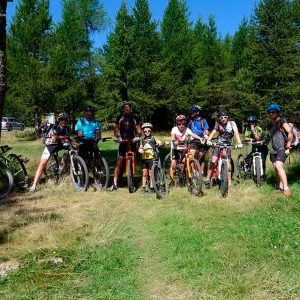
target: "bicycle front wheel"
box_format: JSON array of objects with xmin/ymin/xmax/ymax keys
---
[
  {"xmin": 254, "ymin": 156, "xmax": 262, "ymax": 188},
  {"xmin": 127, "ymin": 158, "xmax": 135, "ymax": 193},
  {"xmin": 186, "ymin": 158, "xmax": 202, "ymax": 196},
  {"xmin": 70, "ymin": 155, "xmax": 89, "ymax": 191},
  {"xmin": 151, "ymin": 164, "xmax": 169, "ymax": 199},
  {"xmin": 0, "ymin": 161, "xmax": 14, "ymax": 201},
  {"xmin": 8, "ymin": 154, "xmax": 29, "ymax": 190},
  {"xmin": 93, "ymin": 156, "xmax": 109, "ymax": 190},
  {"xmin": 220, "ymin": 161, "xmax": 228, "ymax": 198}
]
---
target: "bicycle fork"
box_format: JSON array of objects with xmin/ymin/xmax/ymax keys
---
[{"xmin": 253, "ymin": 153, "xmax": 263, "ymax": 177}]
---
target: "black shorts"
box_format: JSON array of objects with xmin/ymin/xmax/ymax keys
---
[
  {"xmin": 270, "ymin": 148, "xmax": 287, "ymax": 163},
  {"xmin": 141, "ymin": 159, "xmax": 153, "ymax": 170},
  {"xmin": 212, "ymin": 146, "xmax": 232, "ymax": 160},
  {"xmin": 78, "ymin": 143, "xmax": 99, "ymax": 162},
  {"xmin": 172, "ymin": 149, "xmax": 184, "ymax": 161},
  {"xmin": 118, "ymin": 143, "xmax": 137, "ymax": 157}
]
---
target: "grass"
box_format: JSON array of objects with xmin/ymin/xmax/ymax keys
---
[{"xmin": 0, "ymin": 131, "xmax": 299, "ymax": 299}]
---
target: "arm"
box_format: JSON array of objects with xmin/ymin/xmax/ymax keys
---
[
  {"xmin": 136, "ymin": 123, "xmax": 142, "ymax": 137},
  {"xmin": 190, "ymin": 131, "xmax": 201, "ymax": 140},
  {"xmin": 114, "ymin": 123, "xmax": 120, "ymax": 138},
  {"xmin": 234, "ymin": 130, "xmax": 242, "ymax": 145},
  {"xmin": 207, "ymin": 129, "xmax": 217, "ymax": 141},
  {"xmin": 282, "ymin": 123, "xmax": 293, "ymax": 148}
]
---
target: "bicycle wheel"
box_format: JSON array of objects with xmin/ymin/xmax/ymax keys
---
[
  {"xmin": 220, "ymin": 161, "xmax": 228, "ymax": 198},
  {"xmin": 44, "ymin": 154, "xmax": 59, "ymax": 183},
  {"xmin": 93, "ymin": 156, "xmax": 109, "ymax": 190},
  {"xmin": 127, "ymin": 158, "xmax": 135, "ymax": 193},
  {"xmin": 7, "ymin": 154, "xmax": 29, "ymax": 190},
  {"xmin": 70, "ymin": 155, "xmax": 89, "ymax": 191},
  {"xmin": 236, "ymin": 154, "xmax": 245, "ymax": 182},
  {"xmin": 186, "ymin": 158, "xmax": 202, "ymax": 196},
  {"xmin": 254, "ymin": 156, "xmax": 262, "ymax": 188},
  {"xmin": 0, "ymin": 161, "xmax": 14, "ymax": 201},
  {"xmin": 151, "ymin": 164, "xmax": 168, "ymax": 199},
  {"xmin": 163, "ymin": 153, "xmax": 171, "ymax": 180}
]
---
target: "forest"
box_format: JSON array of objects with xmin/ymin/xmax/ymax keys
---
[{"xmin": 4, "ymin": 0, "xmax": 300, "ymax": 129}]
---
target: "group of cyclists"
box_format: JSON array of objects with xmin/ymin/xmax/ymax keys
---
[{"xmin": 29, "ymin": 101, "xmax": 295, "ymax": 197}]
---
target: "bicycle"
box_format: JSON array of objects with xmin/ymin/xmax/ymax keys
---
[
  {"xmin": 0, "ymin": 145, "xmax": 29, "ymax": 192},
  {"xmin": 44, "ymin": 138, "xmax": 89, "ymax": 191},
  {"xmin": 151, "ymin": 142, "xmax": 169, "ymax": 199},
  {"xmin": 115, "ymin": 138, "xmax": 140, "ymax": 193},
  {"xmin": 236, "ymin": 140, "xmax": 268, "ymax": 187},
  {"xmin": 163, "ymin": 140, "xmax": 203, "ymax": 196},
  {"xmin": 0, "ymin": 160, "xmax": 14, "ymax": 201},
  {"xmin": 208, "ymin": 142, "xmax": 236, "ymax": 198}
]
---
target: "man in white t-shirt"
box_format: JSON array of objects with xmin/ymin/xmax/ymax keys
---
[{"xmin": 170, "ymin": 115, "xmax": 203, "ymax": 181}]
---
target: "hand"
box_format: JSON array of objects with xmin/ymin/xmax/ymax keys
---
[
  {"xmin": 206, "ymin": 140, "xmax": 212, "ymax": 146},
  {"xmin": 237, "ymin": 144, "xmax": 243, "ymax": 149},
  {"xmin": 133, "ymin": 137, "xmax": 140, "ymax": 143},
  {"xmin": 117, "ymin": 137, "xmax": 122, "ymax": 143},
  {"xmin": 138, "ymin": 148, "xmax": 144, "ymax": 154}
]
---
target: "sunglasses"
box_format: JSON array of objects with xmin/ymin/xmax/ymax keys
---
[
  {"xmin": 59, "ymin": 119, "xmax": 68, "ymax": 122},
  {"xmin": 267, "ymin": 111, "xmax": 277, "ymax": 115},
  {"xmin": 177, "ymin": 122, "xmax": 186, "ymax": 126},
  {"xmin": 144, "ymin": 130, "xmax": 151, "ymax": 133},
  {"xmin": 220, "ymin": 116, "xmax": 228, "ymax": 119}
]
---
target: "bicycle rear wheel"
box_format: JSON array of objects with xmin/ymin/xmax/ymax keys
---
[
  {"xmin": 151, "ymin": 164, "xmax": 169, "ymax": 199},
  {"xmin": 220, "ymin": 161, "xmax": 228, "ymax": 198},
  {"xmin": 236, "ymin": 154, "xmax": 245, "ymax": 182},
  {"xmin": 44, "ymin": 154, "xmax": 59, "ymax": 183},
  {"xmin": 93, "ymin": 156, "xmax": 109, "ymax": 189},
  {"xmin": 127, "ymin": 158, "xmax": 135, "ymax": 193},
  {"xmin": 8, "ymin": 154, "xmax": 29, "ymax": 190},
  {"xmin": 254, "ymin": 156, "xmax": 262, "ymax": 188},
  {"xmin": 0, "ymin": 161, "xmax": 14, "ymax": 201},
  {"xmin": 186, "ymin": 158, "xmax": 202, "ymax": 196},
  {"xmin": 70, "ymin": 155, "xmax": 89, "ymax": 191}
]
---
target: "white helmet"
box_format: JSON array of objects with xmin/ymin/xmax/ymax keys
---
[{"xmin": 141, "ymin": 122, "xmax": 153, "ymax": 130}]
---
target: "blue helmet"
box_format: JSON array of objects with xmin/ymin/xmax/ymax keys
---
[
  {"xmin": 247, "ymin": 115, "xmax": 257, "ymax": 123},
  {"xmin": 191, "ymin": 105, "xmax": 202, "ymax": 113},
  {"xmin": 266, "ymin": 103, "xmax": 281, "ymax": 112}
]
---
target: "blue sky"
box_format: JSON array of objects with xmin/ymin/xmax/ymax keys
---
[{"xmin": 7, "ymin": 0, "xmax": 258, "ymax": 47}]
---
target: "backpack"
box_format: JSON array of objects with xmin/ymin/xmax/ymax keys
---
[
  {"xmin": 279, "ymin": 120, "xmax": 298, "ymax": 147},
  {"xmin": 41, "ymin": 123, "xmax": 54, "ymax": 144}
]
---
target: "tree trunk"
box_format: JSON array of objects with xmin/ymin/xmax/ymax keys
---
[{"xmin": 0, "ymin": 1, "xmax": 8, "ymax": 138}]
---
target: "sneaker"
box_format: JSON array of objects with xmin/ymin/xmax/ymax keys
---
[
  {"xmin": 111, "ymin": 183, "xmax": 118, "ymax": 191},
  {"xmin": 205, "ymin": 180, "xmax": 211, "ymax": 189},
  {"xmin": 283, "ymin": 189, "xmax": 292, "ymax": 197},
  {"xmin": 29, "ymin": 186, "xmax": 36, "ymax": 193},
  {"xmin": 274, "ymin": 188, "xmax": 283, "ymax": 194},
  {"xmin": 76, "ymin": 183, "xmax": 84, "ymax": 190},
  {"xmin": 140, "ymin": 187, "xmax": 147, "ymax": 194},
  {"xmin": 148, "ymin": 188, "xmax": 155, "ymax": 193}
]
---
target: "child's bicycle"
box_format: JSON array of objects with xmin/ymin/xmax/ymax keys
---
[
  {"xmin": 163, "ymin": 140, "xmax": 203, "ymax": 196},
  {"xmin": 44, "ymin": 138, "xmax": 89, "ymax": 191},
  {"xmin": 208, "ymin": 142, "xmax": 236, "ymax": 198}
]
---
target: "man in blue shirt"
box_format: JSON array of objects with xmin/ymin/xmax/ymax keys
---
[
  {"xmin": 188, "ymin": 105, "xmax": 209, "ymax": 172},
  {"xmin": 75, "ymin": 104, "xmax": 101, "ymax": 162}
]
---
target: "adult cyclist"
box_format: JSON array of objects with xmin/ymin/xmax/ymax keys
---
[
  {"xmin": 188, "ymin": 105, "xmax": 209, "ymax": 172},
  {"xmin": 111, "ymin": 101, "xmax": 142, "ymax": 190},
  {"xmin": 75, "ymin": 104, "xmax": 101, "ymax": 162}
]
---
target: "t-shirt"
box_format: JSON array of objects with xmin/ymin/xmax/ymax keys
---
[
  {"xmin": 140, "ymin": 136, "xmax": 157, "ymax": 160},
  {"xmin": 75, "ymin": 117, "xmax": 100, "ymax": 140},
  {"xmin": 45, "ymin": 124, "xmax": 68, "ymax": 146},
  {"xmin": 171, "ymin": 126, "xmax": 194, "ymax": 150},
  {"xmin": 244, "ymin": 126, "xmax": 265, "ymax": 140},
  {"xmin": 188, "ymin": 117, "xmax": 209, "ymax": 137},
  {"xmin": 115, "ymin": 114, "xmax": 141, "ymax": 140},
  {"xmin": 214, "ymin": 120, "xmax": 238, "ymax": 143},
  {"xmin": 270, "ymin": 118, "xmax": 287, "ymax": 152}
]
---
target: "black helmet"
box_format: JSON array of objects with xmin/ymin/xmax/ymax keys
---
[
  {"xmin": 217, "ymin": 109, "xmax": 229, "ymax": 118},
  {"xmin": 57, "ymin": 112, "xmax": 69, "ymax": 120},
  {"xmin": 122, "ymin": 101, "xmax": 131, "ymax": 108},
  {"xmin": 247, "ymin": 115, "xmax": 257, "ymax": 123},
  {"xmin": 83, "ymin": 104, "xmax": 95, "ymax": 112}
]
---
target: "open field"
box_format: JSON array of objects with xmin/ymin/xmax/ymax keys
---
[{"xmin": 0, "ymin": 131, "xmax": 299, "ymax": 299}]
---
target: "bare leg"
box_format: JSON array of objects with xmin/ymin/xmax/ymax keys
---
[
  {"xmin": 206, "ymin": 156, "xmax": 218, "ymax": 181},
  {"xmin": 274, "ymin": 161, "xmax": 289, "ymax": 190},
  {"xmin": 113, "ymin": 156, "xmax": 124, "ymax": 185},
  {"xmin": 30, "ymin": 159, "xmax": 48, "ymax": 189},
  {"xmin": 142, "ymin": 169, "xmax": 148, "ymax": 188}
]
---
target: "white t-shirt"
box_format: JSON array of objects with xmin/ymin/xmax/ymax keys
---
[{"xmin": 171, "ymin": 126, "xmax": 194, "ymax": 150}]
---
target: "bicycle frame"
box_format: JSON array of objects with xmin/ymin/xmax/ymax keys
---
[{"xmin": 125, "ymin": 143, "xmax": 136, "ymax": 176}]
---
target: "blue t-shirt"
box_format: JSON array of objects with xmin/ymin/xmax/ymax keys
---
[
  {"xmin": 75, "ymin": 117, "xmax": 100, "ymax": 140},
  {"xmin": 188, "ymin": 117, "xmax": 209, "ymax": 136}
]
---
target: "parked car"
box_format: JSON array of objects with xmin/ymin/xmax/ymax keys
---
[{"xmin": 1, "ymin": 117, "xmax": 25, "ymax": 131}]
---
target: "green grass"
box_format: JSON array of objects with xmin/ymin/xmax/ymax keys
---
[{"xmin": 0, "ymin": 132, "xmax": 299, "ymax": 299}]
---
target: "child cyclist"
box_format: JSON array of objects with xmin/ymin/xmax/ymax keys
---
[
  {"xmin": 170, "ymin": 115, "xmax": 204, "ymax": 182},
  {"xmin": 138, "ymin": 123, "xmax": 160, "ymax": 193}
]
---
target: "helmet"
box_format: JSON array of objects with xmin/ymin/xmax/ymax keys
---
[
  {"xmin": 247, "ymin": 115, "xmax": 257, "ymax": 123},
  {"xmin": 176, "ymin": 115, "xmax": 186, "ymax": 123},
  {"xmin": 83, "ymin": 104, "xmax": 95, "ymax": 112},
  {"xmin": 58, "ymin": 112, "xmax": 69, "ymax": 120},
  {"xmin": 122, "ymin": 101, "xmax": 131, "ymax": 108},
  {"xmin": 191, "ymin": 105, "xmax": 202, "ymax": 112},
  {"xmin": 141, "ymin": 122, "xmax": 153, "ymax": 130},
  {"xmin": 217, "ymin": 109, "xmax": 229, "ymax": 118},
  {"xmin": 267, "ymin": 103, "xmax": 281, "ymax": 112}
]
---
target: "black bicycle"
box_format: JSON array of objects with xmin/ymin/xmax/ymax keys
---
[{"xmin": 0, "ymin": 160, "xmax": 14, "ymax": 201}]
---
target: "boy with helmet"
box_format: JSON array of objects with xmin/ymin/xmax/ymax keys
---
[
  {"xmin": 138, "ymin": 122, "xmax": 160, "ymax": 193},
  {"xmin": 205, "ymin": 109, "xmax": 243, "ymax": 188},
  {"xmin": 188, "ymin": 105, "xmax": 209, "ymax": 172},
  {"xmin": 29, "ymin": 112, "xmax": 70, "ymax": 192},
  {"xmin": 267, "ymin": 103, "xmax": 293, "ymax": 196},
  {"xmin": 170, "ymin": 115, "xmax": 203, "ymax": 181},
  {"xmin": 244, "ymin": 114, "xmax": 268, "ymax": 174},
  {"xmin": 75, "ymin": 104, "xmax": 101, "ymax": 162},
  {"xmin": 111, "ymin": 101, "xmax": 142, "ymax": 190}
]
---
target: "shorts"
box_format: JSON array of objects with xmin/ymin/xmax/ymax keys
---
[
  {"xmin": 190, "ymin": 141, "xmax": 207, "ymax": 161},
  {"xmin": 212, "ymin": 146, "xmax": 232, "ymax": 160},
  {"xmin": 41, "ymin": 144, "xmax": 62, "ymax": 160},
  {"xmin": 172, "ymin": 149, "xmax": 184, "ymax": 161},
  {"xmin": 141, "ymin": 159, "xmax": 153, "ymax": 170},
  {"xmin": 270, "ymin": 148, "xmax": 287, "ymax": 163},
  {"xmin": 118, "ymin": 143, "xmax": 137, "ymax": 157},
  {"xmin": 78, "ymin": 143, "xmax": 99, "ymax": 162}
]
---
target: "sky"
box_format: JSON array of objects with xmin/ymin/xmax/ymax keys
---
[{"xmin": 6, "ymin": 0, "xmax": 258, "ymax": 47}]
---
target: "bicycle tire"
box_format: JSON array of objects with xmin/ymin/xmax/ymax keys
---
[
  {"xmin": 254, "ymin": 156, "xmax": 262, "ymax": 188},
  {"xmin": 163, "ymin": 153, "xmax": 171, "ymax": 180},
  {"xmin": 186, "ymin": 158, "xmax": 202, "ymax": 196},
  {"xmin": 70, "ymin": 155, "xmax": 89, "ymax": 191},
  {"xmin": 151, "ymin": 164, "xmax": 168, "ymax": 199},
  {"xmin": 44, "ymin": 154, "xmax": 59, "ymax": 183},
  {"xmin": 236, "ymin": 154, "xmax": 245, "ymax": 182},
  {"xmin": 0, "ymin": 161, "xmax": 14, "ymax": 201},
  {"xmin": 93, "ymin": 156, "xmax": 109, "ymax": 190},
  {"xmin": 7, "ymin": 154, "xmax": 29, "ymax": 190},
  {"xmin": 220, "ymin": 161, "xmax": 228, "ymax": 198},
  {"xmin": 127, "ymin": 158, "xmax": 135, "ymax": 193}
]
